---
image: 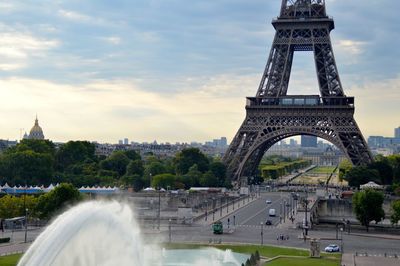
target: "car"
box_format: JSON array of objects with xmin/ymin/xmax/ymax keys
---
[
  {"xmin": 265, "ymin": 220, "xmax": 272, "ymax": 225},
  {"xmin": 268, "ymin": 208, "xmax": 276, "ymax": 217},
  {"xmin": 266, "ymin": 199, "xmax": 272, "ymax": 204},
  {"xmin": 324, "ymin": 244, "xmax": 340, "ymax": 252}
]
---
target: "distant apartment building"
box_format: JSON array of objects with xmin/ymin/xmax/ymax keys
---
[
  {"xmin": 0, "ymin": 139, "xmax": 18, "ymax": 153},
  {"xmin": 395, "ymin": 127, "xmax": 400, "ymax": 138},
  {"xmin": 301, "ymin": 135, "xmax": 317, "ymax": 148}
]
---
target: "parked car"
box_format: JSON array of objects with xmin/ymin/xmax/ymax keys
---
[
  {"xmin": 265, "ymin": 199, "xmax": 272, "ymax": 204},
  {"xmin": 324, "ymin": 244, "xmax": 340, "ymax": 252},
  {"xmin": 265, "ymin": 220, "xmax": 272, "ymax": 225}
]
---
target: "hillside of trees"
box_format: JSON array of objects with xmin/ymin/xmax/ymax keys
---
[{"xmin": 0, "ymin": 139, "xmax": 230, "ymax": 191}]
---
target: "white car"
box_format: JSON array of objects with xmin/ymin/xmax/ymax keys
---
[
  {"xmin": 324, "ymin": 244, "xmax": 340, "ymax": 252},
  {"xmin": 265, "ymin": 199, "xmax": 272, "ymax": 204}
]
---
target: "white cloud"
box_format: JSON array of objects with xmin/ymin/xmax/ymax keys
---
[
  {"xmin": 0, "ymin": 75, "xmax": 256, "ymax": 142},
  {"xmin": 102, "ymin": 36, "xmax": 121, "ymax": 45},
  {"xmin": 58, "ymin": 9, "xmax": 93, "ymax": 22},
  {"xmin": 335, "ymin": 39, "xmax": 365, "ymax": 55},
  {"xmin": 0, "ymin": 26, "xmax": 59, "ymax": 70}
]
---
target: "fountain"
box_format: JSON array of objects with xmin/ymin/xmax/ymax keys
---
[{"xmin": 18, "ymin": 201, "xmax": 248, "ymax": 266}]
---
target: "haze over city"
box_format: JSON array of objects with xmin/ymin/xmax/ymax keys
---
[{"xmin": 0, "ymin": 0, "xmax": 399, "ymax": 143}]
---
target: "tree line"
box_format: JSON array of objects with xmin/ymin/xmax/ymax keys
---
[
  {"xmin": 0, "ymin": 139, "xmax": 230, "ymax": 191},
  {"xmin": 339, "ymin": 154, "xmax": 400, "ymax": 194}
]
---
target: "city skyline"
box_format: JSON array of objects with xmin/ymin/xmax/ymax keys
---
[{"xmin": 0, "ymin": 0, "xmax": 399, "ymax": 143}]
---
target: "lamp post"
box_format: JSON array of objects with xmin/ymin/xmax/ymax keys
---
[
  {"xmin": 220, "ymin": 197, "xmax": 222, "ymax": 216},
  {"xmin": 260, "ymin": 222, "xmax": 264, "ymax": 245},
  {"xmin": 283, "ymin": 201, "xmax": 286, "ymax": 223},
  {"xmin": 24, "ymin": 183, "xmax": 27, "ymax": 243},
  {"xmin": 340, "ymin": 227, "xmax": 344, "ymax": 253},
  {"xmin": 168, "ymin": 219, "xmax": 172, "ymax": 243},
  {"xmin": 24, "ymin": 208, "xmax": 28, "ymax": 243},
  {"xmin": 158, "ymin": 187, "xmax": 161, "ymax": 230}
]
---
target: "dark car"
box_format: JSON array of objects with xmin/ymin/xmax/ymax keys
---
[{"xmin": 265, "ymin": 220, "xmax": 272, "ymax": 225}]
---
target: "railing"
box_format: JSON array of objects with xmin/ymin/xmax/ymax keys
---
[{"xmin": 246, "ymin": 96, "xmax": 354, "ymax": 107}]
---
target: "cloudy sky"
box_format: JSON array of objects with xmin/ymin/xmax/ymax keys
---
[{"xmin": 0, "ymin": 0, "xmax": 399, "ymax": 144}]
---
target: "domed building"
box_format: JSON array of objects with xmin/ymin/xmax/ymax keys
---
[{"xmin": 27, "ymin": 116, "xmax": 45, "ymax": 140}]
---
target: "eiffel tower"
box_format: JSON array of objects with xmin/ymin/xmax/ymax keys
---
[{"xmin": 223, "ymin": 0, "xmax": 373, "ymax": 185}]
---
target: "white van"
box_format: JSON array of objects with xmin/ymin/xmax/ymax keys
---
[{"xmin": 268, "ymin": 208, "xmax": 276, "ymax": 217}]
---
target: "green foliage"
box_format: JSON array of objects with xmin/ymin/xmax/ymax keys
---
[
  {"xmin": 339, "ymin": 159, "xmax": 353, "ymax": 180},
  {"xmin": 390, "ymin": 200, "xmax": 400, "ymax": 225},
  {"xmin": 35, "ymin": 183, "xmax": 82, "ymax": 219},
  {"xmin": 7, "ymin": 139, "xmax": 55, "ymax": 156},
  {"xmin": 151, "ymin": 174, "xmax": 176, "ymax": 189},
  {"xmin": 343, "ymin": 166, "xmax": 380, "ymax": 188},
  {"xmin": 122, "ymin": 150, "xmax": 141, "ymax": 161},
  {"xmin": 261, "ymin": 159, "xmax": 311, "ymax": 180},
  {"xmin": 126, "ymin": 160, "xmax": 144, "ymax": 177},
  {"xmin": 254, "ymin": 250, "xmax": 260, "ymax": 261},
  {"xmin": 99, "ymin": 151, "xmax": 130, "ymax": 177},
  {"xmin": 0, "ymin": 195, "xmax": 37, "ymax": 219},
  {"xmin": 55, "ymin": 141, "xmax": 96, "ymax": 171},
  {"xmin": 174, "ymin": 148, "xmax": 209, "ymax": 174},
  {"xmin": 353, "ymin": 189, "xmax": 385, "ymax": 231},
  {"xmin": 199, "ymin": 171, "xmax": 218, "ymax": 187},
  {"xmin": 121, "ymin": 174, "xmax": 144, "ymax": 192},
  {"xmin": 387, "ymin": 154, "xmax": 400, "ymax": 183},
  {"xmin": 1, "ymin": 150, "xmax": 54, "ymax": 185}
]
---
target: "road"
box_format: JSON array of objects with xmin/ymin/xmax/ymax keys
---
[{"xmin": 161, "ymin": 192, "xmax": 400, "ymax": 255}]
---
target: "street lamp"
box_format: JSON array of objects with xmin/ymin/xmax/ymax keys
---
[
  {"xmin": 260, "ymin": 222, "xmax": 264, "ymax": 245},
  {"xmin": 168, "ymin": 219, "xmax": 172, "ymax": 243},
  {"xmin": 24, "ymin": 208, "xmax": 28, "ymax": 243},
  {"xmin": 340, "ymin": 227, "xmax": 344, "ymax": 253}
]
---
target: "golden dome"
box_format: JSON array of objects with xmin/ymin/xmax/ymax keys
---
[{"xmin": 28, "ymin": 116, "xmax": 45, "ymax": 140}]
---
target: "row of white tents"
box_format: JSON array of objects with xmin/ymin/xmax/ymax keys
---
[{"xmin": 0, "ymin": 183, "xmax": 120, "ymax": 195}]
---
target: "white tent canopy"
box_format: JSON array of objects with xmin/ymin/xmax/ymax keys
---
[{"xmin": 360, "ymin": 181, "xmax": 383, "ymax": 190}]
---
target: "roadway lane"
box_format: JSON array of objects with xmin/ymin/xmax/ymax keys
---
[{"xmin": 218, "ymin": 192, "xmax": 292, "ymax": 227}]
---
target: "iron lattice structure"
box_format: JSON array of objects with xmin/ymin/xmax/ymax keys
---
[{"xmin": 223, "ymin": 0, "xmax": 372, "ymax": 185}]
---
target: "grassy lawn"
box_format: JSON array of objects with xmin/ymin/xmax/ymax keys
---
[
  {"xmin": 2, "ymin": 244, "xmax": 340, "ymax": 266},
  {"xmin": 265, "ymin": 256, "xmax": 340, "ymax": 266},
  {"xmin": 0, "ymin": 254, "xmax": 22, "ymax": 266},
  {"xmin": 309, "ymin": 166, "xmax": 336, "ymax": 174}
]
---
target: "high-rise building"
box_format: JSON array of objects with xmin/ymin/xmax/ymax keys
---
[
  {"xmin": 395, "ymin": 127, "xmax": 400, "ymax": 138},
  {"xmin": 124, "ymin": 138, "xmax": 129, "ymax": 145},
  {"xmin": 301, "ymin": 135, "xmax": 317, "ymax": 148}
]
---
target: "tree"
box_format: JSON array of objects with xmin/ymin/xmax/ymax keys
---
[
  {"xmin": 35, "ymin": 183, "xmax": 82, "ymax": 219},
  {"xmin": 185, "ymin": 164, "xmax": 202, "ymax": 187},
  {"xmin": 55, "ymin": 141, "xmax": 96, "ymax": 171},
  {"xmin": 99, "ymin": 151, "xmax": 130, "ymax": 177},
  {"xmin": 369, "ymin": 159, "xmax": 393, "ymax": 185},
  {"xmin": 209, "ymin": 161, "xmax": 227, "ymax": 186},
  {"xmin": 0, "ymin": 195, "xmax": 37, "ymax": 219},
  {"xmin": 200, "ymin": 171, "xmax": 218, "ymax": 187},
  {"xmin": 390, "ymin": 200, "xmax": 400, "ymax": 225},
  {"xmin": 123, "ymin": 150, "xmax": 141, "ymax": 161},
  {"xmin": 151, "ymin": 174, "xmax": 176, "ymax": 189},
  {"xmin": 353, "ymin": 189, "xmax": 385, "ymax": 231},
  {"xmin": 388, "ymin": 155, "xmax": 400, "ymax": 184},
  {"xmin": 7, "ymin": 139, "xmax": 55, "ymax": 156},
  {"xmin": 344, "ymin": 166, "xmax": 380, "ymax": 188},
  {"xmin": 126, "ymin": 160, "xmax": 144, "ymax": 177},
  {"xmin": 1, "ymin": 150, "xmax": 54, "ymax": 185},
  {"xmin": 173, "ymin": 148, "xmax": 209, "ymax": 175},
  {"xmin": 339, "ymin": 159, "xmax": 353, "ymax": 181},
  {"xmin": 121, "ymin": 174, "xmax": 144, "ymax": 192}
]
